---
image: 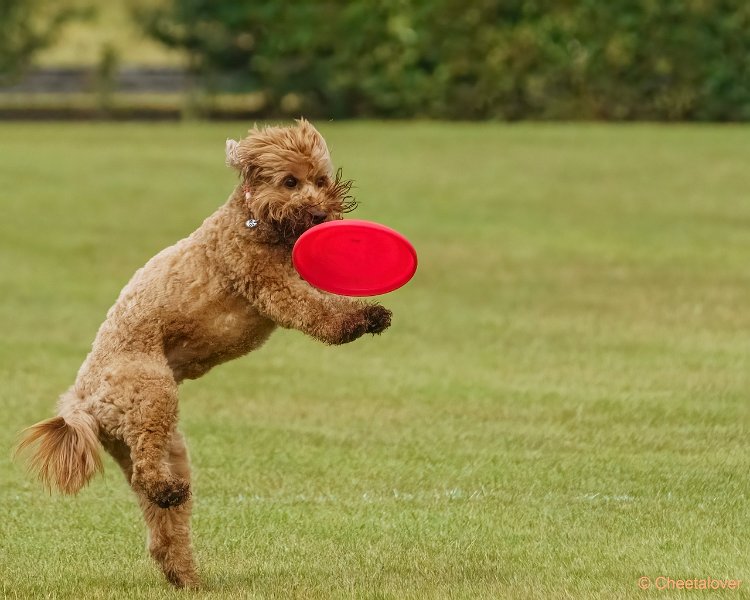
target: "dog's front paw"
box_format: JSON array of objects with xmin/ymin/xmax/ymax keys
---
[
  {"xmin": 330, "ymin": 313, "xmax": 369, "ymax": 344},
  {"xmin": 324, "ymin": 305, "xmax": 392, "ymax": 344},
  {"xmin": 363, "ymin": 304, "xmax": 392, "ymax": 334}
]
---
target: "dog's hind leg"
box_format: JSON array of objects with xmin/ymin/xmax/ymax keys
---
[
  {"xmin": 110, "ymin": 359, "xmax": 190, "ymax": 509},
  {"xmin": 139, "ymin": 431, "xmax": 198, "ymax": 588},
  {"xmin": 105, "ymin": 432, "xmax": 199, "ymax": 589}
]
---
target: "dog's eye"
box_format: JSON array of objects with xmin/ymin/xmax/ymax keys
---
[
  {"xmin": 283, "ymin": 176, "xmax": 298, "ymax": 189},
  {"xmin": 316, "ymin": 176, "xmax": 328, "ymax": 188}
]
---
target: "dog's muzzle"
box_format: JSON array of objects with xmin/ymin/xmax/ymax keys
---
[{"xmin": 308, "ymin": 209, "xmax": 327, "ymax": 225}]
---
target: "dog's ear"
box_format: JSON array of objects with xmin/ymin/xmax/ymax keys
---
[
  {"xmin": 228, "ymin": 126, "xmax": 264, "ymax": 177},
  {"xmin": 225, "ymin": 139, "xmax": 241, "ymax": 170}
]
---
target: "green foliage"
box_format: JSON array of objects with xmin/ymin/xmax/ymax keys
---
[
  {"xmin": 133, "ymin": 0, "xmax": 750, "ymax": 120},
  {"xmin": 559, "ymin": 0, "xmax": 750, "ymax": 120},
  {"xmin": 0, "ymin": 0, "xmax": 88, "ymax": 83}
]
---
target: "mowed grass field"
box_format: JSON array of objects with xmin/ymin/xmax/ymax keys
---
[{"xmin": 1, "ymin": 122, "xmax": 749, "ymax": 599}]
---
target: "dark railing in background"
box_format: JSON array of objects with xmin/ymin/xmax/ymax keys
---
[
  {"xmin": 0, "ymin": 67, "xmax": 188, "ymax": 94},
  {"xmin": 0, "ymin": 67, "xmax": 269, "ymax": 120}
]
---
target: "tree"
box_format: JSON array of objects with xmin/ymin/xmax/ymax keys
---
[
  {"xmin": 134, "ymin": 0, "xmax": 750, "ymax": 120},
  {"xmin": 0, "ymin": 0, "xmax": 85, "ymax": 82}
]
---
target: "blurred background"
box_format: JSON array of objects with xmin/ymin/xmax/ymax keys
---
[{"xmin": 2, "ymin": 0, "xmax": 749, "ymax": 121}]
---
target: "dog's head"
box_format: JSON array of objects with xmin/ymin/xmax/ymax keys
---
[{"xmin": 226, "ymin": 119, "xmax": 355, "ymax": 243}]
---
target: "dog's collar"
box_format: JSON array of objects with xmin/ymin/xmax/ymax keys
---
[{"xmin": 242, "ymin": 188, "xmax": 259, "ymax": 228}]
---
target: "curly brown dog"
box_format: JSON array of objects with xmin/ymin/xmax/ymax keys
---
[{"xmin": 15, "ymin": 119, "xmax": 391, "ymax": 588}]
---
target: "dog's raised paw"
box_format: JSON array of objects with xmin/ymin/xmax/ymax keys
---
[
  {"xmin": 334, "ymin": 313, "xmax": 369, "ymax": 344},
  {"xmin": 331, "ymin": 305, "xmax": 392, "ymax": 344},
  {"xmin": 149, "ymin": 477, "xmax": 191, "ymax": 509},
  {"xmin": 363, "ymin": 304, "xmax": 392, "ymax": 335}
]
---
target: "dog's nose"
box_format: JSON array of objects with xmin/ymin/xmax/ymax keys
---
[{"xmin": 308, "ymin": 209, "xmax": 327, "ymax": 224}]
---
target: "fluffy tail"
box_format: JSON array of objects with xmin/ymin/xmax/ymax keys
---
[{"xmin": 15, "ymin": 412, "xmax": 103, "ymax": 495}]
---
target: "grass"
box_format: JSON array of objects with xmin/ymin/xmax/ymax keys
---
[{"xmin": 0, "ymin": 122, "xmax": 749, "ymax": 599}]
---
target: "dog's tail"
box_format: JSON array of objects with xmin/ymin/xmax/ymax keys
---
[{"xmin": 15, "ymin": 411, "xmax": 103, "ymax": 495}]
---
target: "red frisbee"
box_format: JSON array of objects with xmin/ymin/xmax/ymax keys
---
[{"xmin": 293, "ymin": 219, "xmax": 418, "ymax": 296}]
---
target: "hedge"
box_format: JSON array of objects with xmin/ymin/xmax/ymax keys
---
[{"xmin": 136, "ymin": 0, "xmax": 750, "ymax": 120}]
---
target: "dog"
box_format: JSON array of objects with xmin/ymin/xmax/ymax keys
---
[{"xmin": 15, "ymin": 119, "xmax": 392, "ymax": 588}]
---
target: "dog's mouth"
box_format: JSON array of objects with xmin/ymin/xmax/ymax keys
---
[
  {"xmin": 308, "ymin": 208, "xmax": 328, "ymax": 226},
  {"xmin": 273, "ymin": 210, "xmax": 342, "ymax": 244}
]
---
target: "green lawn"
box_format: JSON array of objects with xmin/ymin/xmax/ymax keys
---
[{"xmin": 1, "ymin": 122, "xmax": 749, "ymax": 599}]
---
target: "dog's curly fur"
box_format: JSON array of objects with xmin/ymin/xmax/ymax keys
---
[{"xmin": 15, "ymin": 119, "xmax": 391, "ymax": 589}]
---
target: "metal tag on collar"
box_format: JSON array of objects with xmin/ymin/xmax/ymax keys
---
[{"xmin": 245, "ymin": 218, "xmax": 258, "ymax": 228}]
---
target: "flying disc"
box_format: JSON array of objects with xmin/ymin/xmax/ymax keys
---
[{"xmin": 293, "ymin": 219, "xmax": 418, "ymax": 296}]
